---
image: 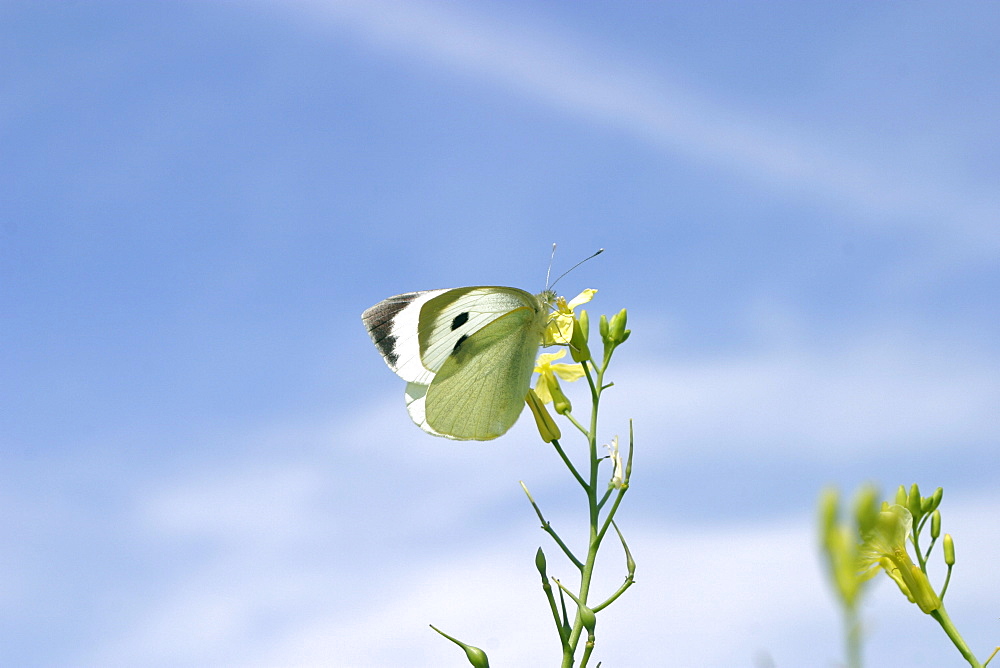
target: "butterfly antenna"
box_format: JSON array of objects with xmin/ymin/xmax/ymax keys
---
[
  {"xmin": 545, "ymin": 243, "xmax": 558, "ymax": 290},
  {"xmin": 549, "ymin": 248, "xmax": 604, "ymax": 290}
]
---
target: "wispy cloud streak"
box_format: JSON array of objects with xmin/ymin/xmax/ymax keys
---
[{"xmin": 296, "ymin": 0, "xmax": 998, "ymax": 248}]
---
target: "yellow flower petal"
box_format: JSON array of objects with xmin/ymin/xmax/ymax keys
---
[
  {"xmin": 533, "ymin": 373, "xmax": 555, "ymax": 404},
  {"xmin": 552, "ymin": 363, "xmax": 585, "ymax": 381},
  {"xmin": 566, "ymin": 288, "xmax": 597, "ymax": 310},
  {"xmin": 535, "ymin": 350, "xmax": 567, "ymax": 367},
  {"xmin": 544, "ymin": 289, "xmax": 597, "ymax": 346}
]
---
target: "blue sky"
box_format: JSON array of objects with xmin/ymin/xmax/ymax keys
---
[{"xmin": 2, "ymin": 1, "xmax": 999, "ymax": 665}]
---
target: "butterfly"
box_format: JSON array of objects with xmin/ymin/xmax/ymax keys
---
[{"xmin": 361, "ymin": 286, "xmax": 556, "ymax": 440}]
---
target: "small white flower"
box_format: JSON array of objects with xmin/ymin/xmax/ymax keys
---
[{"xmin": 605, "ymin": 436, "xmax": 624, "ymax": 489}]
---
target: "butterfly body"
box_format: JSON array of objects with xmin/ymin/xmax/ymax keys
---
[{"xmin": 362, "ymin": 286, "xmax": 553, "ymax": 440}]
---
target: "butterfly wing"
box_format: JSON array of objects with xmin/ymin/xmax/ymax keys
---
[
  {"xmin": 427, "ymin": 303, "xmax": 547, "ymax": 440},
  {"xmin": 362, "ymin": 287, "xmax": 539, "ymax": 381},
  {"xmin": 363, "ymin": 286, "xmax": 548, "ymax": 440},
  {"xmin": 362, "ymin": 289, "xmax": 449, "ymax": 386}
]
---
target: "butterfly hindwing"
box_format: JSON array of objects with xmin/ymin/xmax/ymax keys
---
[{"xmin": 424, "ymin": 302, "xmax": 546, "ymax": 440}]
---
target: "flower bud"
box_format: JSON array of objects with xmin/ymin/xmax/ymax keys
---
[
  {"xmin": 549, "ymin": 380, "xmax": 573, "ymax": 415},
  {"xmin": 609, "ymin": 308, "xmax": 628, "ymax": 343},
  {"xmin": 907, "ymin": 483, "xmax": 922, "ymax": 521},
  {"xmin": 944, "ymin": 534, "xmax": 955, "ymax": 566},
  {"xmin": 569, "ymin": 312, "xmax": 591, "ymax": 362},
  {"xmin": 526, "ymin": 389, "xmax": 561, "ymax": 442},
  {"xmin": 894, "ymin": 485, "xmax": 908, "ymax": 507},
  {"xmin": 535, "ymin": 547, "xmax": 548, "ymax": 579},
  {"xmin": 930, "ymin": 510, "xmax": 941, "ymax": 539},
  {"xmin": 929, "ymin": 487, "xmax": 943, "ymax": 512}
]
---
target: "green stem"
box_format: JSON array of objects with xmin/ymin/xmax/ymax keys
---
[
  {"xmin": 550, "ymin": 438, "xmax": 588, "ymax": 490},
  {"xmin": 561, "ymin": 362, "xmax": 604, "ymax": 668},
  {"xmin": 579, "ymin": 634, "xmax": 596, "ymax": 668},
  {"xmin": 521, "ymin": 482, "xmax": 583, "ymax": 569},
  {"xmin": 591, "ymin": 577, "xmax": 634, "ymax": 613},
  {"xmin": 595, "ymin": 486, "xmax": 614, "ymax": 512},
  {"xmin": 939, "ymin": 562, "xmax": 954, "ymax": 599},
  {"xmin": 931, "ymin": 605, "xmax": 981, "ymax": 668},
  {"xmin": 596, "ymin": 486, "xmax": 628, "ymax": 545},
  {"xmin": 564, "ymin": 411, "xmax": 591, "ymax": 437},
  {"xmin": 844, "ymin": 603, "xmax": 862, "ymax": 668},
  {"xmin": 540, "ymin": 579, "xmax": 568, "ymax": 649}
]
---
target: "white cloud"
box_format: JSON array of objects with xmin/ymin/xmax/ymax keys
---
[
  {"xmin": 141, "ymin": 466, "xmax": 325, "ymax": 541},
  {"xmin": 93, "ymin": 479, "xmax": 1000, "ymax": 666},
  {"xmin": 607, "ymin": 328, "xmax": 1000, "ymax": 463},
  {"xmin": 289, "ymin": 0, "xmax": 999, "ymax": 248},
  {"xmin": 77, "ymin": 309, "xmax": 1000, "ymax": 666}
]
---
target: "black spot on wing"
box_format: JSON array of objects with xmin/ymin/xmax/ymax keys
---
[
  {"xmin": 377, "ymin": 334, "xmax": 399, "ymax": 367},
  {"xmin": 452, "ymin": 333, "xmax": 469, "ymax": 353},
  {"xmin": 451, "ymin": 312, "xmax": 469, "ymax": 330}
]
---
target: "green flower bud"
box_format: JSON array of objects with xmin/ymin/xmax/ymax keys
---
[
  {"xmin": 609, "ymin": 308, "xmax": 628, "ymax": 343},
  {"xmin": 930, "ymin": 510, "xmax": 941, "ymax": 539},
  {"xmin": 894, "ymin": 485, "xmax": 908, "ymax": 507},
  {"xmin": 549, "ymin": 380, "xmax": 573, "ymax": 415},
  {"xmin": 526, "ymin": 389, "xmax": 561, "ymax": 442},
  {"xmin": 569, "ymin": 313, "xmax": 591, "ymax": 363},
  {"xmin": 599, "ymin": 313, "xmax": 609, "ymax": 340},
  {"xmin": 944, "ymin": 534, "xmax": 955, "ymax": 566},
  {"xmin": 535, "ymin": 547, "xmax": 547, "ymax": 579},
  {"xmin": 929, "ymin": 487, "xmax": 943, "ymax": 512},
  {"xmin": 907, "ymin": 483, "xmax": 922, "ymax": 520}
]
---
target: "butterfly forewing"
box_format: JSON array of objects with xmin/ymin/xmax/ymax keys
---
[
  {"xmin": 361, "ymin": 289, "xmax": 450, "ymax": 386},
  {"xmin": 415, "ymin": 287, "xmax": 539, "ymax": 375}
]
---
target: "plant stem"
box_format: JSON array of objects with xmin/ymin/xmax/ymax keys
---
[
  {"xmin": 844, "ymin": 603, "xmax": 861, "ymax": 668},
  {"xmin": 561, "ymin": 362, "xmax": 605, "ymax": 668},
  {"xmin": 931, "ymin": 605, "xmax": 981, "ymax": 668}
]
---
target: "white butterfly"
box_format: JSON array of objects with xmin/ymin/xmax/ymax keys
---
[{"xmin": 362, "ymin": 286, "xmax": 555, "ymax": 440}]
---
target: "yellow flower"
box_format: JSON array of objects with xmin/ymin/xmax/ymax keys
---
[
  {"xmin": 544, "ymin": 289, "xmax": 597, "ymax": 346},
  {"xmin": 533, "ymin": 350, "xmax": 584, "ymax": 408},
  {"xmin": 818, "ymin": 486, "xmax": 879, "ymax": 609},
  {"xmin": 858, "ymin": 504, "xmax": 941, "ymax": 614}
]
